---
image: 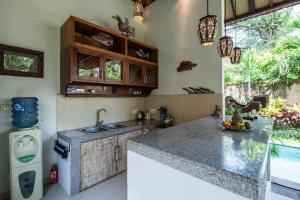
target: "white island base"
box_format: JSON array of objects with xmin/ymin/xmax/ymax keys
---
[{"xmin": 128, "ymin": 151, "xmax": 271, "ymax": 200}]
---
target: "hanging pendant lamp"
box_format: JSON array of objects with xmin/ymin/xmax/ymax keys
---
[
  {"xmin": 133, "ymin": 0, "xmax": 144, "ymax": 21},
  {"xmin": 230, "ymin": 0, "xmax": 242, "ymax": 64},
  {"xmin": 198, "ymin": 0, "xmax": 219, "ymax": 47},
  {"xmin": 217, "ymin": 0, "xmax": 233, "ymax": 58},
  {"xmin": 231, "ymin": 47, "xmax": 242, "ymax": 64}
]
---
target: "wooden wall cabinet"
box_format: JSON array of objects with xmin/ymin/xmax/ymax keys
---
[
  {"xmin": 60, "ymin": 16, "xmax": 158, "ymax": 97},
  {"xmin": 80, "ymin": 130, "xmax": 144, "ymax": 191}
]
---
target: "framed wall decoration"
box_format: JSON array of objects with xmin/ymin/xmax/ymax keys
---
[{"xmin": 0, "ymin": 44, "xmax": 44, "ymax": 78}]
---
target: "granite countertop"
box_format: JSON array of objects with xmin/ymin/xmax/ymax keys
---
[
  {"xmin": 128, "ymin": 117, "xmax": 273, "ymax": 199},
  {"xmin": 58, "ymin": 120, "xmax": 160, "ymax": 144}
]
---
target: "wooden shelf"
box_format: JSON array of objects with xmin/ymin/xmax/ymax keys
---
[{"xmin": 60, "ymin": 16, "xmax": 158, "ymax": 97}]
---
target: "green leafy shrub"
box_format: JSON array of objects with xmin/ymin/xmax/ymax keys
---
[
  {"xmin": 260, "ymin": 98, "xmax": 286, "ymax": 117},
  {"xmin": 260, "ymin": 98, "xmax": 300, "ymax": 128},
  {"xmin": 272, "ymin": 127, "xmax": 300, "ymax": 143}
]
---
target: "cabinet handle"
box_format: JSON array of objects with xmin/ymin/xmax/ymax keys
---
[
  {"xmin": 114, "ymin": 145, "xmax": 121, "ymax": 161},
  {"xmin": 118, "ymin": 145, "xmax": 122, "ymax": 161},
  {"xmin": 114, "ymin": 145, "xmax": 117, "ymax": 161},
  {"xmin": 101, "ymin": 69, "xmax": 104, "ymax": 80}
]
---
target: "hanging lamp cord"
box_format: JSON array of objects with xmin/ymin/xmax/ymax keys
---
[
  {"xmin": 234, "ymin": 0, "xmax": 237, "ymax": 44},
  {"xmin": 225, "ymin": 0, "xmax": 227, "ymax": 36},
  {"xmin": 207, "ymin": 0, "xmax": 209, "ymax": 15}
]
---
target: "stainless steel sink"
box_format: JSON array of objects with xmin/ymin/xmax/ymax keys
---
[
  {"xmin": 82, "ymin": 123, "xmax": 127, "ymax": 134},
  {"xmin": 82, "ymin": 126, "xmax": 106, "ymax": 134},
  {"xmin": 101, "ymin": 123, "xmax": 127, "ymax": 130}
]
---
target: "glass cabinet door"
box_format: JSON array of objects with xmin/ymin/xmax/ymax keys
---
[
  {"xmin": 76, "ymin": 52, "xmax": 100, "ymax": 79},
  {"xmin": 103, "ymin": 58, "xmax": 123, "ymax": 81},
  {"xmin": 128, "ymin": 63, "xmax": 143, "ymax": 83},
  {"xmin": 144, "ymin": 66, "xmax": 157, "ymax": 86}
]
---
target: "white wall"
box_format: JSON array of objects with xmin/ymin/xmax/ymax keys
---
[
  {"xmin": 0, "ymin": 0, "xmax": 145, "ymax": 193},
  {"xmin": 144, "ymin": 0, "xmax": 224, "ymax": 94}
]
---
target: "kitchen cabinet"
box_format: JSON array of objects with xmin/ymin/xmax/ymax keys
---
[
  {"xmin": 60, "ymin": 16, "xmax": 158, "ymax": 97},
  {"xmin": 80, "ymin": 136, "xmax": 118, "ymax": 191},
  {"xmin": 117, "ymin": 130, "xmax": 143, "ymax": 173},
  {"xmin": 80, "ymin": 130, "xmax": 144, "ymax": 191}
]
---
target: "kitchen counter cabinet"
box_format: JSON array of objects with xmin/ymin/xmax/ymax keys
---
[
  {"xmin": 80, "ymin": 130, "xmax": 143, "ymax": 191},
  {"xmin": 57, "ymin": 120, "xmax": 159, "ymax": 196},
  {"xmin": 80, "ymin": 136, "xmax": 118, "ymax": 190},
  {"xmin": 117, "ymin": 130, "xmax": 143, "ymax": 173}
]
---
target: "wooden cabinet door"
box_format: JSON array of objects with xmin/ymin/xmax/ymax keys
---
[
  {"xmin": 80, "ymin": 136, "xmax": 118, "ymax": 191},
  {"xmin": 117, "ymin": 130, "xmax": 143, "ymax": 173},
  {"xmin": 143, "ymin": 65, "xmax": 158, "ymax": 87},
  {"xmin": 102, "ymin": 56, "xmax": 125, "ymax": 83},
  {"xmin": 127, "ymin": 61, "xmax": 143, "ymax": 85},
  {"xmin": 72, "ymin": 47, "xmax": 102, "ymax": 83}
]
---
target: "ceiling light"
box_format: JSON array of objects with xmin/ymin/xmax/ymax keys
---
[
  {"xmin": 133, "ymin": 0, "xmax": 144, "ymax": 21},
  {"xmin": 217, "ymin": 0, "xmax": 233, "ymax": 58},
  {"xmin": 230, "ymin": 0, "xmax": 242, "ymax": 64}
]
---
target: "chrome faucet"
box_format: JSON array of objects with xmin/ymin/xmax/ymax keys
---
[{"xmin": 96, "ymin": 108, "xmax": 107, "ymax": 127}]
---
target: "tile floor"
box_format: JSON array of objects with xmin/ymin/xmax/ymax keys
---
[{"xmin": 43, "ymin": 172, "xmax": 295, "ymax": 200}]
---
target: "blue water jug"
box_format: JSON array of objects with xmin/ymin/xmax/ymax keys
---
[{"xmin": 11, "ymin": 97, "xmax": 38, "ymax": 129}]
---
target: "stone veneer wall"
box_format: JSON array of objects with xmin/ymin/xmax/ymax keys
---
[{"xmin": 225, "ymin": 82, "xmax": 300, "ymax": 104}]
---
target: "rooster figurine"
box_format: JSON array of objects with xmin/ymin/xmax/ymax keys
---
[{"xmin": 112, "ymin": 15, "xmax": 136, "ymax": 38}]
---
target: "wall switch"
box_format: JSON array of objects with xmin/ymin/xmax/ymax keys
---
[{"xmin": 0, "ymin": 104, "xmax": 10, "ymax": 112}]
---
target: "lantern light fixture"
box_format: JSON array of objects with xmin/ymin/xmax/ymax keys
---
[
  {"xmin": 217, "ymin": 0, "xmax": 233, "ymax": 58},
  {"xmin": 217, "ymin": 35, "xmax": 234, "ymax": 59},
  {"xmin": 230, "ymin": 47, "xmax": 242, "ymax": 64},
  {"xmin": 230, "ymin": 0, "xmax": 242, "ymax": 64},
  {"xmin": 198, "ymin": 0, "xmax": 219, "ymax": 47},
  {"xmin": 133, "ymin": 0, "xmax": 144, "ymax": 21}
]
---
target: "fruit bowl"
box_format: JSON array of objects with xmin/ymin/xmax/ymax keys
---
[
  {"xmin": 221, "ymin": 126, "xmax": 251, "ymax": 132},
  {"xmin": 221, "ymin": 120, "xmax": 252, "ymax": 132}
]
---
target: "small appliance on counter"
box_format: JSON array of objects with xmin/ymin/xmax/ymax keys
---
[
  {"xmin": 9, "ymin": 97, "xmax": 43, "ymax": 200},
  {"xmin": 136, "ymin": 111, "xmax": 145, "ymax": 121},
  {"xmin": 158, "ymin": 107, "xmax": 175, "ymax": 128}
]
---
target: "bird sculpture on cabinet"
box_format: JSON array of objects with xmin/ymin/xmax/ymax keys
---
[{"xmin": 112, "ymin": 15, "xmax": 136, "ymax": 38}]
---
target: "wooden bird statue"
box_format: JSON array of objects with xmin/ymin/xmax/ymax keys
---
[{"xmin": 112, "ymin": 15, "xmax": 136, "ymax": 38}]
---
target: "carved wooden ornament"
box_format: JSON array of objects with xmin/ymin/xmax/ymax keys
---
[{"xmin": 177, "ymin": 61, "xmax": 197, "ymax": 72}]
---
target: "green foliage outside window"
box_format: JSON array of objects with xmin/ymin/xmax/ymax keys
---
[
  {"xmin": 4, "ymin": 52, "xmax": 37, "ymax": 72},
  {"xmin": 225, "ymin": 7, "xmax": 300, "ymax": 90}
]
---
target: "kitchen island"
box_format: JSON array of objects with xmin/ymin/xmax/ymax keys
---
[{"xmin": 127, "ymin": 117, "xmax": 273, "ymax": 200}]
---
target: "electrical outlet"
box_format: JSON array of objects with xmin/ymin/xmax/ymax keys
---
[
  {"xmin": 132, "ymin": 109, "xmax": 139, "ymax": 114},
  {"xmin": 149, "ymin": 109, "xmax": 157, "ymax": 113},
  {"xmin": 0, "ymin": 104, "xmax": 10, "ymax": 112}
]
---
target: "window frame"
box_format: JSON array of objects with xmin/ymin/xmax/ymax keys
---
[{"xmin": 0, "ymin": 44, "xmax": 44, "ymax": 78}]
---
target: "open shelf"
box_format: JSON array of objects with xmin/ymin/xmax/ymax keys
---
[
  {"xmin": 127, "ymin": 40, "xmax": 158, "ymax": 63},
  {"xmin": 75, "ymin": 21, "xmax": 125, "ymax": 54}
]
